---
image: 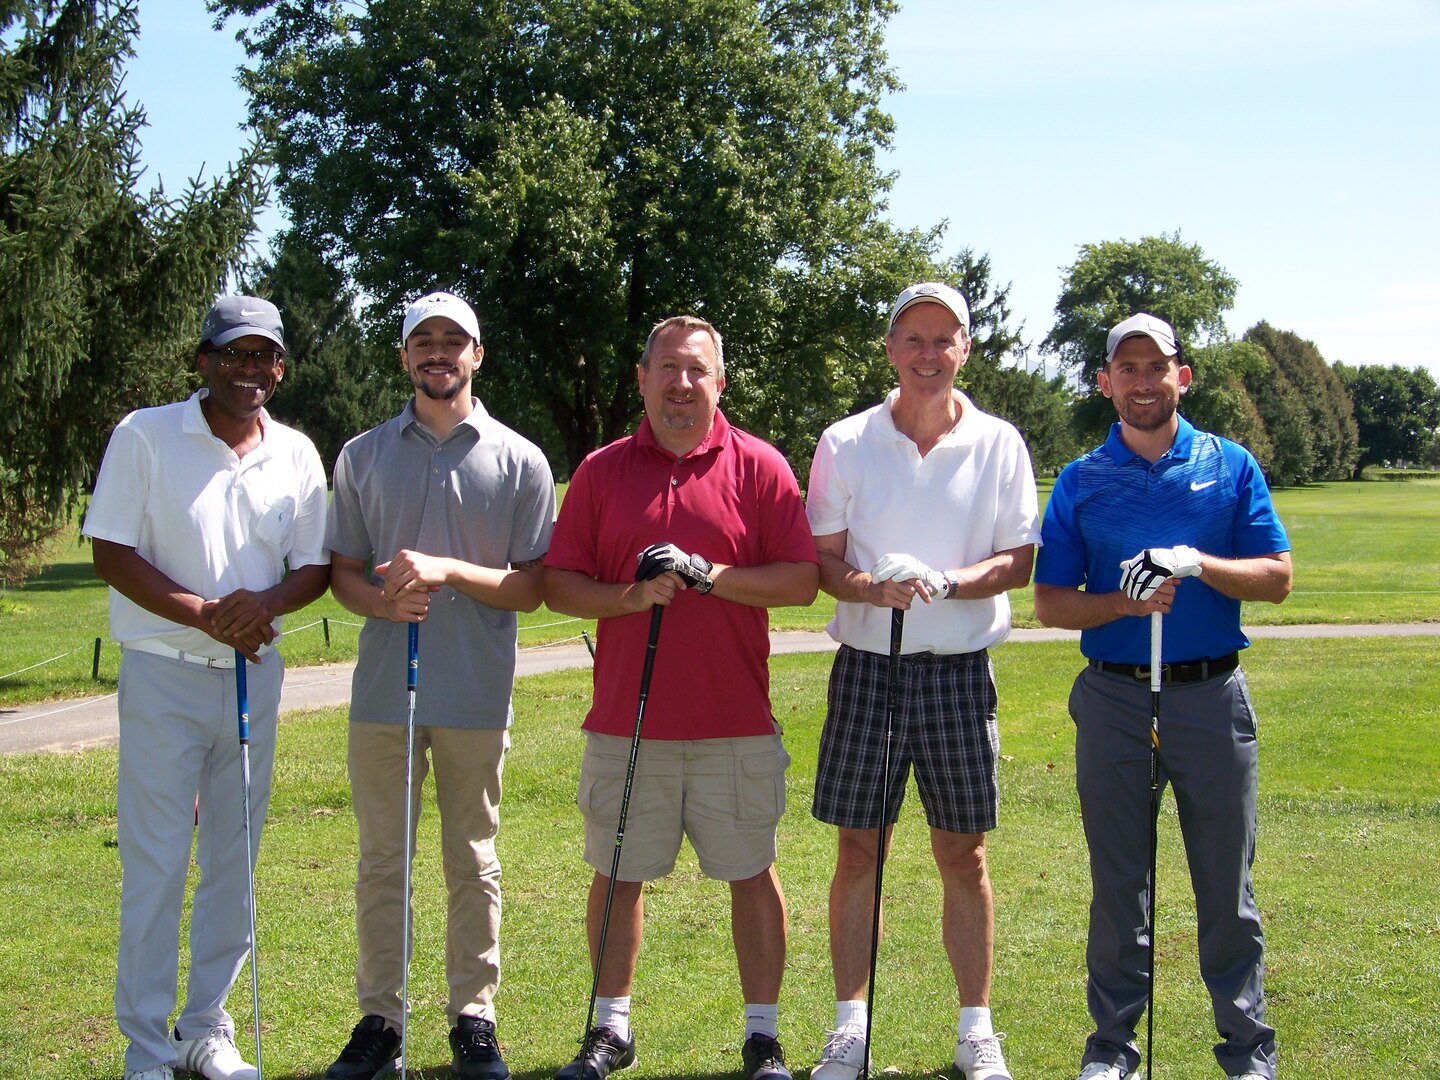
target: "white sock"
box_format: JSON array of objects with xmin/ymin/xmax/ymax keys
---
[
  {"xmin": 836, "ymin": 999, "xmax": 868, "ymax": 1032},
  {"xmin": 745, "ymin": 1003, "xmax": 778, "ymax": 1040},
  {"xmin": 959, "ymin": 1006, "xmax": 993, "ymax": 1040},
  {"xmin": 596, "ymin": 996, "xmax": 631, "ymax": 1041}
]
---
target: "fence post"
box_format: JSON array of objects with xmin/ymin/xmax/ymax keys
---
[
  {"xmin": 93, "ymin": 638, "xmax": 102, "ymax": 680},
  {"xmin": 323, "ymin": 617, "xmax": 331, "ymax": 647}
]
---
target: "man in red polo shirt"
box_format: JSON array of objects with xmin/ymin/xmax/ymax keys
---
[{"xmin": 544, "ymin": 315, "xmax": 819, "ymax": 1080}]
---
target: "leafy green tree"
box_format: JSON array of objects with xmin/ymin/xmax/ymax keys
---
[
  {"xmin": 1243, "ymin": 322, "xmax": 1358, "ymax": 480},
  {"xmin": 1335, "ymin": 362, "xmax": 1440, "ymax": 478},
  {"xmin": 1239, "ymin": 341, "xmax": 1313, "ymax": 488},
  {"xmin": 217, "ymin": 0, "xmax": 931, "ymax": 475},
  {"xmin": 1181, "ymin": 340, "xmax": 1274, "ymax": 475},
  {"xmin": 1, "ymin": 0, "xmax": 266, "ymax": 585},
  {"xmin": 1042, "ymin": 232, "xmax": 1239, "ymax": 440},
  {"xmin": 241, "ymin": 232, "xmax": 407, "ymax": 475}
]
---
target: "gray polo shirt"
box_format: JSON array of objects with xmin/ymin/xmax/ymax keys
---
[{"xmin": 327, "ymin": 398, "xmax": 556, "ymax": 728}]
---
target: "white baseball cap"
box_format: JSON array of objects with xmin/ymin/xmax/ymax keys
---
[
  {"xmin": 402, "ymin": 291, "xmax": 481, "ymax": 344},
  {"xmin": 888, "ymin": 282, "xmax": 971, "ymax": 334},
  {"xmin": 1106, "ymin": 313, "xmax": 1178, "ymax": 364}
]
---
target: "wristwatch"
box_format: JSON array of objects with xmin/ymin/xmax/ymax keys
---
[
  {"xmin": 691, "ymin": 553, "xmax": 715, "ymax": 594},
  {"xmin": 942, "ymin": 572, "xmax": 959, "ymax": 600}
]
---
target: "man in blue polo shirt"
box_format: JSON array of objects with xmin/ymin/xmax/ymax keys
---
[{"xmin": 1033, "ymin": 313, "xmax": 1292, "ymax": 1080}]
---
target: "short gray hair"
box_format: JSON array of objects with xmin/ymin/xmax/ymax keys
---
[{"xmin": 640, "ymin": 315, "xmax": 725, "ymax": 379}]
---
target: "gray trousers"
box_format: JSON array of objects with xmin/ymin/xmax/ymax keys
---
[
  {"xmin": 115, "ymin": 649, "xmax": 283, "ymax": 1073},
  {"xmin": 1070, "ymin": 663, "xmax": 1277, "ymax": 1079}
]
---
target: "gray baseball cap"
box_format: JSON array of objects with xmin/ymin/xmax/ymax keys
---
[
  {"xmin": 1106, "ymin": 313, "xmax": 1178, "ymax": 364},
  {"xmin": 201, "ymin": 296, "xmax": 286, "ymax": 351},
  {"xmin": 888, "ymin": 282, "xmax": 971, "ymax": 334}
]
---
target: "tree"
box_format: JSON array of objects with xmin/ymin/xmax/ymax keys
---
[
  {"xmin": 1042, "ymin": 232, "xmax": 1239, "ymax": 440},
  {"xmin": 944, "ymin": 249, "xmax": 1077, "ymax": 474},
  {"xmin": 217, "ymin": 0, "xmax": 929, "ymax": 475},
  {"xmin": 241, "ymin": 232, "xmax": 408, "ymax": 475},
  {"xmin": 1, "ymin": 0, "xmax": 267, "ymax": 584},
  {"xmin": 1238, "ymin": 342, "xmax": 1314, "ymax": 488},
  {"xmin": 1182, "ymin": 340, "xmax": 1274, "ymax": 476},
  {"xmin": 1335, "ymin": 362, "xmax": 1440, "ymax": 478},
  {"xmin": 1243, "ymin": 323, "xmax": 1358, "ymax": 480}
]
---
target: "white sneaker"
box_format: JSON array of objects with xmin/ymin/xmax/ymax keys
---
[
  {"xmin": 955, "ymin": 1033, "xmax": 1011, "ymax": 1080},
  {"xmin": 124, "ymin": 1068, "xmax": 175, "ymax": 1080},
  {"xmin": 171, "ymin": 1026, "xmax": 259, "ymax": 1080},
  {"xmin": 1226, "ymin": 1074, "xmax": 1268, "ymax": 1080},
  {"xmin": 812, "ymin": 1026, "xmax": 867, "ymax": 1080},
  {"xmin": 1076, "ymin": 1064, "xmax": 1126, "ymax": 1080}
]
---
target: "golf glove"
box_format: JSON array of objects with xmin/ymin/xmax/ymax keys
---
[
  {"xmin": 635, "ymin": 542, "xmax": 715, "ymax": 593},
  {"xmin": 1119, "ymin": 545, "xmax": 1204, "ymax": 602},
  {"xmin": 870, "ymin": 553, "xmax": 947, "ymax": 598}
]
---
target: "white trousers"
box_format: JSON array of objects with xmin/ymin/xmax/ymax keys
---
[{"xmin": 114, "ymin": 648, "xmax": 283, "ymax": 1073}]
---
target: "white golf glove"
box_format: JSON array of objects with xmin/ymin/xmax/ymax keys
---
[
  {"xmin": 1118, "ymin": 545, "xmax": 1204, "ymax": 602},
  {"xmin": 870, "ymin": 553, "xmax": 947, "ymax": 598}
]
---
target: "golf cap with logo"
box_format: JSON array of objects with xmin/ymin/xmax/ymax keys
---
[
  {"xmin": 201, "ymin": 296, "xmax": 286, "ymax": 351},
  {"xmin": 888, "ymin": 282, "xmax": 971, "ymax": 334},
  {"xmin": 1106, "ymin": 313, "xmax": 1179, "ymax": 364},
  {"xmin": 402, "ymin": 291, "xmax": 481, "ymax": 344}
]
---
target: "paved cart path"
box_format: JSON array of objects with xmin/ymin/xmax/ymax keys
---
[{"xmin": 3, "ymin": 624, "xmax": 1435, "ymax": 756}]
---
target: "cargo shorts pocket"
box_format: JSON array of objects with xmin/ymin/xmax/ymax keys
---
[{"xmin": 737, "ymin": 744, "xmax": 790, "ymax": 824}]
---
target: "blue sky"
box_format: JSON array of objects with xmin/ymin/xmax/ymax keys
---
[{"xmin": 126, "ymin": 0, "xmax": 1439, "ymax": 378}]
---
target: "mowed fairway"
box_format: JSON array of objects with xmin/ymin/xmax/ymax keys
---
[{"xmin": 1, "ymin": 634, "xmax": 1437, "ymax": 1078}]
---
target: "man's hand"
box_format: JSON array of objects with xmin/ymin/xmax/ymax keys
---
[
  {"xmin": 870, "ymin": 552, "xmax": 947, "ymax": 602},
  {"xmin": 1119, "ymin": 545, "xmax": 1203, "ymax": 602},
  {"xmin": 201, "ymin": 590, "xmax": 278, "ymax": 662},
  {"xmin": 376, "ymin": 550, "xmax": 449, "ymax": 600},
  {"xmin": 635, "ymin": 542, "xmax": 714, "ymax": 593}
]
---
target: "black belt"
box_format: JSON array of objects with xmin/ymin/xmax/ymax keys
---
[{"xmin": 1089, "ymin": 652, "xmax": 1239, "ymax": 684}]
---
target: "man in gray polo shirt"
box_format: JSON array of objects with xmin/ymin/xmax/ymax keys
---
[{"xmin": 322, "ymin": 292, "xmax": 556, "ymax": 1080}]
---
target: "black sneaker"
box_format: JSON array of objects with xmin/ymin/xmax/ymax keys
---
[
  {"xmin": 555, "ymin": 1026, "xmax": 637, "ymax": 1080},
  {"xmin": 324, "ymin": 1015, "xmax": 401, "ymax": 1080},
  {"xmin": 742, "ymin": 1033, "xmax": 793, "ymax": 1080},
  {"xmin": 451, "ymin": 1015, "xmax": 511, "ymax": 1080}
]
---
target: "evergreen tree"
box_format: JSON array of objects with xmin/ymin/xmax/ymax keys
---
[
  {"xmin": 1244, "ymin": 322, "xmax": 1358, "ymax": 480},
  {"xmin": 0, "ymin": 0, "xmax": 266, "ymax": 584}
]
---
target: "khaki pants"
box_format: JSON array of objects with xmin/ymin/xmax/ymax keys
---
[{"xmin": 347, "ymin": 721, "xmax": 508, "ymax": 1026}]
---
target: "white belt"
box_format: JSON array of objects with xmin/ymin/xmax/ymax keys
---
[{"xmin": 123, "ymin": 639, "xmax": 241, "ymax": 669}]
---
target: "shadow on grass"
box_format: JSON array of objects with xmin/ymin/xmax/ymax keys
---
[{"xmin": 19, "ymin": 561, "xmax": 108, "ymax": 593}]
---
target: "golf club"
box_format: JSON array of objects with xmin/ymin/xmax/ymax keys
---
[
  {"xmin": 862, "ymin": 607, "xmax": 904, "ymax": 1080},
  {"xmin": 235, "ymin": 650, "xmax": 264, "ymax": 1080},
  {"xmin": 581, "ymin": 602, "xmax": 665, "ymax": 1047},
  {"xmin": 1145, "ymin": 610, "xmax": 1162, "ymax": 1080},
  {"xmin": 400, "ymin": 621, "xmax": 419, "ymax": 1080}
]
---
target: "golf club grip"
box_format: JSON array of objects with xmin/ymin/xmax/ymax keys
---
[
  {"xmin": 235, "ymin": 650, "xmax": 250, "ymax": 744},
  {"xmin": 407, "ymin": 622, "xmax": 419, "ymax": 693}
]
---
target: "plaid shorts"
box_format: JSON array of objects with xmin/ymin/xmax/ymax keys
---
[{"xmin": 813, "ymin": 644, "xmax": 1000, "ymax": 834}]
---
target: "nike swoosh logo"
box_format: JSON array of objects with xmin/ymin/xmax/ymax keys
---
[
  {"xmin": 1191, "ymin": 479, "xmax": 1218, "ymax": 491},
  {"xmin": 239, "ymin": 308, "xmax": 265, "ymax": 317}
]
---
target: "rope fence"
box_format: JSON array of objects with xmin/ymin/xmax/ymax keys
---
[{"xmin": 0, "ymin": 613, "xmax": 591, "ymax": 685}]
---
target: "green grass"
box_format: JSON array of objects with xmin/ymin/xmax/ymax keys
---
[
  {"xmin": 3, "ymin": 480, "xmax": 1437, "ymax": 709},
  {"xmin": 1, "ymin": 637, "xmax": 1437, "ymax": 1078}
]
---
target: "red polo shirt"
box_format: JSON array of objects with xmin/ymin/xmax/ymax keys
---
[{"xmin": 547, "ymin": 410, "xmax": 818, "ymax": 739}]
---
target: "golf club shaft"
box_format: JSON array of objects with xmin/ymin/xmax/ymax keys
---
[
  {"xmin": 400, "ymin": 622, "xmax": 418, "ymax": 1080},
  {"xmin": 863, "ymin": 607, "xmax": 904, "ymax": 1079},
  {"xmin": 1146, "ymin": 611, "xmax": 1162, "ymax": 1079},
  {"xmin": 236, "ymin": 650, "xmax": 264, "ymax": 1080},
  {"xmin": 583, "ymin": 604, "xmax": 664, "ymax": 1044}
]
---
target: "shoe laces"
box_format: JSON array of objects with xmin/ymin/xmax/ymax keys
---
[
  {"xmin": 455, "ymin": 1019, "xmax": 501, "ymax": 1061},
  {"xmin": 820, "ymin": 1028, "xmax": 865, "ymax": 1063},
  {"xmin": 962, "ymin": 1032, "xmax": 1006, "ymax": 1067},
  {"xmin": 339, "ymin": 1020, "xmax": 394, "ymax": 1062},
  {"xmin": 580, "ymin": 1027, "xmax": 624, "ymax": 1059},
  {"xmin": 747, "ymin": 1034, "xmax": 785, "ymax": 1066}
]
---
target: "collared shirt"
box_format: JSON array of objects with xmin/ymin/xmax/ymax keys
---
[
  {"xmin": 1034, "ymin": 415, "xmax": 1291, "ymax": 664},
  {"xmin": 807, "ymin": 388, "xmax": 1042, "ymax": 655},
  {"xmin": 326, "ymin": 398, "xmax": 556, "ymax": 729},
  {"xmin": 83, "ymin": 391, "xmax": 329, "ymax": 659},
  {"xmin": 546, "ymin": 409, "xmax": 818, "ymax": 740}
]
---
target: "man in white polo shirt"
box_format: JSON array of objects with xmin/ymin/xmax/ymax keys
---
[
  {"xmin": 84, "ymin": 296, "xmax": 331, "ymax": 1080},
  {"xmin": 804, "ymin": 283, "xmax": 1041, "ymax": 1080}
]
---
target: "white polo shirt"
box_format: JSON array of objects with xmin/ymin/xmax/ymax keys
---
[
  {"xmin": 807, "ymin": 388, "xmax": 1041, "ymax": 655},
  {"xmin": 83, "ymin": 391, "xmax": 329, "ymax": 659}
]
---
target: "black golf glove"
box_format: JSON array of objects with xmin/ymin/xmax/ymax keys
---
[{"xmin": 635, "ymin": 542, "xmax": 715, "ymax": 593}]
